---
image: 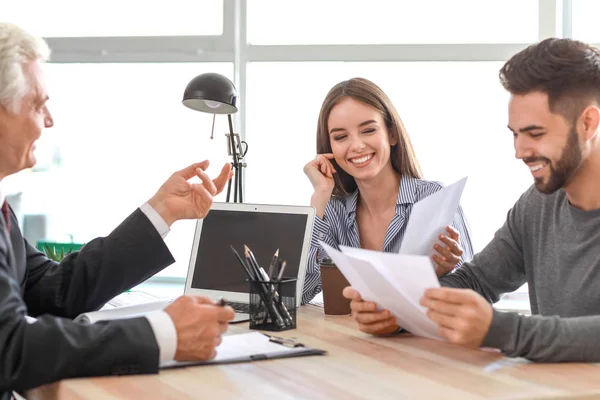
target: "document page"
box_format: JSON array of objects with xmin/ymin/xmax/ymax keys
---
[
  {"xmin": 161, "ymin": 332, "xmax": 316, "ymax": 368},
  {"xmin": 321, "ymin": 243, "xmax": 444, "ymax": 340},
  {"xmin": 75, "ymin": 299, "xmax": 172, "ymax": 324},
  {"xmin": 321, "ymin": 242, "xmax": 381, "ymax": 304},
  {"xmin": 341, "ymin": 246, "xmax": 439, "ymax": 309},
  {"xmin": 106, "ymin": 291, "xmax": 164, "ymax": 308},
  {"xmin": 399, "ymin": 177, "xmax": 467, "ymax": 256}
]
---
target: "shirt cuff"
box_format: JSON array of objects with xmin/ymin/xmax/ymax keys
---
[
  {"xmin": 311, "ymin": 216, "xmax": 329, "ymax": 247},
  {"xmin": 140, "ymin": 202, "xmax": 170, "ymax": 239},
  {"xmin": 145, "ymin": 311, "xmax": 178, "ymax": 363}
]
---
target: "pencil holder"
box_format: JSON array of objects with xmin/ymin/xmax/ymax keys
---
[{"xmin": 249, "ymin": 278, "xmax": 297, "ymax": 331}]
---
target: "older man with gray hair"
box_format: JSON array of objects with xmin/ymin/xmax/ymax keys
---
[{"xmin": 0, "ymin": 22, "xmax": 235, "ymax": 399}]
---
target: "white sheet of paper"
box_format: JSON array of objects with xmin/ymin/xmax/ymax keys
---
[
  {"xmin": 74, "ymin": 299, "xmax": 172, "ymax": 324},
  {"xmin": 399, "ymin": 177, "xmax": 468, "ymax": 256},
  {"xmin": 160, "ymin": 332, "xmax": 310, "ymax": 368},
  {"xmin": 320, "ymin": 243, "xmax": 444, "ymax": 340},
  {"xmin": 320, "ymin": 242, "xmax": 380, "ymax": 304},
  {"xmin": 214, "ymin": 332, "xmax": 307, "ymax": 360},
  {"xmin": 338, "ymin": 246, "xmax": 443, "ymax": 340},
  {"xmin": 340, "ymin": 246, "xmax": 439, "ymax": 309}
]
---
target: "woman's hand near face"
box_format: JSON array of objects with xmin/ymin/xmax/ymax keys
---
[{"xmin": 304, "ymin": 153, "xmax": 336, "ymax": 218}]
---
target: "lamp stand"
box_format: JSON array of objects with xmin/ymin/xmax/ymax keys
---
[{"xmin": 225, "ymin": 114, "xmax": 245, "ymax": 202}]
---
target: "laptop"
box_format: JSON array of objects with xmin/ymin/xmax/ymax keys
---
[{"xmin": 183, "ymin": 202, "xmax": 316, "ymax": 322}]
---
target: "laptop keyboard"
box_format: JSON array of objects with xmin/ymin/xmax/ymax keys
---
[{"xmin": 228, "ymin": 301, "xmax": 250, "ymax": 314}]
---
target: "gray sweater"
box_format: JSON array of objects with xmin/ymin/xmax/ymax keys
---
[{"xmin": 441, "ymin": 186, "xmax": 600, "ymax": 362}]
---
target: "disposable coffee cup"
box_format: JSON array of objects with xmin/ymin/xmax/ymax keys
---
[{"xmin": 319, "ymin": 257, "xmax": 351, "ymax": 315}]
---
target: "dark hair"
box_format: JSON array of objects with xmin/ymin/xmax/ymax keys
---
[
  {"xmin": 316, "ymin": 77, "xmax": 422, "ymax": 197},
  {"xmin": 499, "ymin": 38, "xmax": 600, "ymax": 122}
]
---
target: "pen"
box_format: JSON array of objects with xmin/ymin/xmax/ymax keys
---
[
  {"xmin": 264, "ymin": 334, "xmax": 304, "ymax": 348},
  {"xmin": 216, "ymin": 298, "xmax": 227, "ymax": 307}
]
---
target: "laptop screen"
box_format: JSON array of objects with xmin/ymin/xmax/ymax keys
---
[{"xmin": 189, "ymin": 209, "xmax": 309, "ymax": 294}]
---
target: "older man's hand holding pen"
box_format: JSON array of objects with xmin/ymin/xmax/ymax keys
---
[{"xmin": 164, "ymin": 296, "xmax": 235, "ymax": 361}]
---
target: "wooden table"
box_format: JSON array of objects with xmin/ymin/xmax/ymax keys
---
[{"xmin": 28, "ymin": 305, "xmax": 600, "ymax": 400}]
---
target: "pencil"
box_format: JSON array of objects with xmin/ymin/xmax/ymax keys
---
[
  {"xmin": 244, "ymin": 245, "xmax": 265, "ymax": 279},
  {"xmin": 230, "ymin": 245, "xmax": 256, "ymax": 280},
  {"xmin": 267, "ymin": 248, "xmax": 279, "ymax": 279},
  {"xmin": 276, "ymin": 260, "xmax": 287, "ymax": 281}
]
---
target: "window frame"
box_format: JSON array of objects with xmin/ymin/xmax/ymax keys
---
[{"xmin": 28, "ymin": 0, "xmax": 571, "ymax": 283}]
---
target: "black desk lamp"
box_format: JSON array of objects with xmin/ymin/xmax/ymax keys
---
[{"xmin": 182, "ymin": 73, "xmax": 246, "ymax": 202}]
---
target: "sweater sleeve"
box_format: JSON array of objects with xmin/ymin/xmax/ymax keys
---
[
  {"xmin": 482, "ymin": 310, "xmax": 600, "ymax": 362},
  {"xmin": 441, "ymin": 189, "xmax": 600, "ymax": 361},
  {"xmin": 440, "ymin": 194, "xmax": 527, "ymax": 302}
]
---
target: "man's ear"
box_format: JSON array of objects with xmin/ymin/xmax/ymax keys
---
[{"xmin": 580, "ymin": 105, "xmax": 600, "ymax": 141}]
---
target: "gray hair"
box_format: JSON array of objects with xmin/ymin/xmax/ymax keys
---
[{"xmin": 0, "ymin": 23, "xmax": 50, "ymax": 113}]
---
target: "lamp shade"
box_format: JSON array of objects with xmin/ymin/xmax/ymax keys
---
[{"xmin": 182, "ymin": 72, "xmax": 238, "ymax": 114}]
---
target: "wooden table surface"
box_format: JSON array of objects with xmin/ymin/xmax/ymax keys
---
[{"xmin": 28, "ymin": 305, "xmax": 600, "ymax": 400}]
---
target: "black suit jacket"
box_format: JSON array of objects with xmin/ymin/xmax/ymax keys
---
[{"xmin": 0, "ymin": 205, "xmax": 175, "ymax": 398}]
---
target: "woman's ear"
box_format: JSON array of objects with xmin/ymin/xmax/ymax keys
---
[{"xmin": 389, "ymin": 128, "xmax": 398, "ymax": 146}]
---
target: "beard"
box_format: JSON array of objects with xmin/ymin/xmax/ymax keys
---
[{"xmin": 525, "ymin": 126, "xmax": 583, "ymax": 194}]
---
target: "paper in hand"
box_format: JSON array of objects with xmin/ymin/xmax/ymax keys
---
[
  {"xmin": 320, "ymin": 242, "xmax": 444, "ymax": 340},
  {"xmin": 399, "ymin": 177, "xmax": 467, "ymax": 256}
]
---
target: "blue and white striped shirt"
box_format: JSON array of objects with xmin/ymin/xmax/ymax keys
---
[{"xmin": 303, "ymin": 175, "xmax": 474, "ymax": 304}]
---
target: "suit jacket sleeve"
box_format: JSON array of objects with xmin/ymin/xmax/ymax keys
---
[
  {"xmin": 0, "ymin": 208, "xmax": 175, "ymax": 392},
  {"xmin": 23, "ymin": 209, "xmax": 175, "ymax": 318}
]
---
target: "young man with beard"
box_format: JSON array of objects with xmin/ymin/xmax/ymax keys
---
[{"xmin": 343, "ymin": 38, "xmax": 600, "ymax": 362}]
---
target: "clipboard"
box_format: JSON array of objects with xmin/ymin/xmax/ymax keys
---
[{"xmin": 160, "ymin": 332, "xmax": 326, "ymax": 369}]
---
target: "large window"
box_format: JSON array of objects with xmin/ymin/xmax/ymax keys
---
[
  {"xmin": 2, "ymin": 0, "xmax": 578, "ymax": 286},
  {"xmin": 571, "ymin": 0, "xmax": 600, "ymax": 42},
  {"xmin": 248, "ymin": 0, "xmax": 538, "ymax": 45},
  {"xmin": 3, "ymin": 0, "xmax": 224, "ymax": 37}
]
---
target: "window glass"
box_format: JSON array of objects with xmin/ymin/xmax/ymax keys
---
[
  {"xmin": 3, "ymin": 0, "xmax": 223, "ymax": 37},
  {"xmin": 572, "ymin": 0, "xmax": 600, "ymax": 43},
  {"xmin": 248, "ymin": 0, "xmax": 538, "ymax": 45}
]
